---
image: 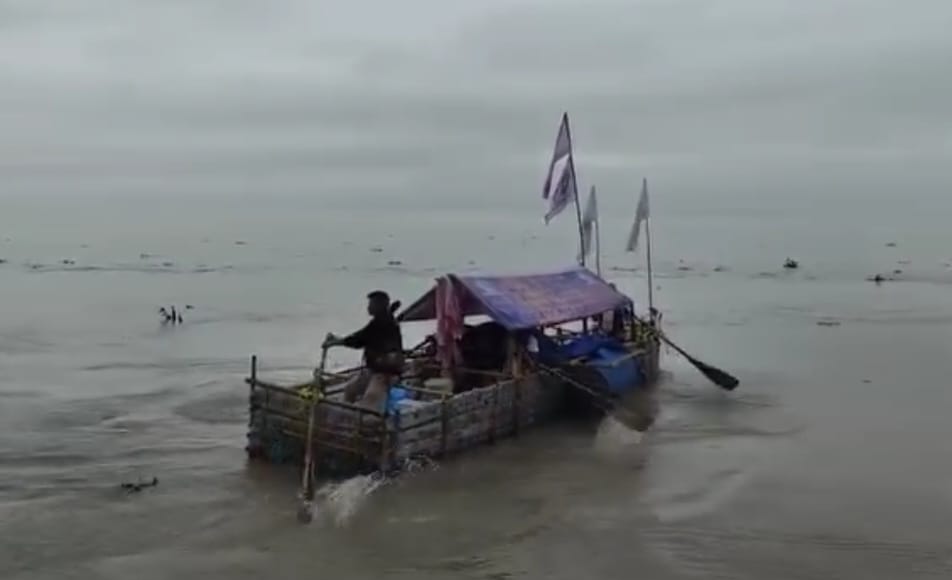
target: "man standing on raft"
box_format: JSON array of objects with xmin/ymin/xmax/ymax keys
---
[{"xmin": 322, "ymin": 291, "xmax": 404, "ymax": 412}]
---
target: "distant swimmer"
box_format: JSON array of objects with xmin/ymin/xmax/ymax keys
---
[
  {"xmin": 121, "ymin": 477, "xmax": 158, "ymax": 493},
  {"xmin": 159, "ymin": 306, "xmax": 184, "ymax": 324}
]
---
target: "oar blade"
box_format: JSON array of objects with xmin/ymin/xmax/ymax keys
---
[
  {"xmin": 689, "ymin": 357, "xmax": 739, "ymax": 391},
  {"xmin": 645, "ymin": 321, "xmax": 739, "ymax": 392}
]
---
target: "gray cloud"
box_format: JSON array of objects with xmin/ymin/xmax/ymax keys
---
[{"xmin": 2, "ymin": 0, "xmax": 950, "ymax": 207}]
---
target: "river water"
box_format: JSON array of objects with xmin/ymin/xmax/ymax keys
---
[{"xmin": 2, "ymin": 193, "xmax": 952, "ymax": 579}]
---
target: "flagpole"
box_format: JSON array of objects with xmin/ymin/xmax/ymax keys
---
[
  {"xmin": 645, "ymin": 211, "xmax": 655, "ymax": 321},
  {"xmin": 572, "ymin": 167, "xmax": 585, "ymax": 268},
  {"xmin": 594, "ymin": 213, "xmax": 602, "ymax": 276}
]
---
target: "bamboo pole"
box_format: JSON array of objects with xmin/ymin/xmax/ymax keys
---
[
  {"xmin": 508, "ymin": 337, "xmax": 522, "ymax": 436},
  {"xmin": 297, "ymin": 347, "xmax": 327, "ymax": 523}
]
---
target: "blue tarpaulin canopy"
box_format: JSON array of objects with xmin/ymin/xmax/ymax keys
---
[{"xmin": 398, "ymin": 267, "xmax": 632, "ymax": 331}]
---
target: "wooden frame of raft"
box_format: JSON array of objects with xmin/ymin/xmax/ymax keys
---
[{"xmin": 245, "ymin": 339, "xmax": 566, "ymax": 479}]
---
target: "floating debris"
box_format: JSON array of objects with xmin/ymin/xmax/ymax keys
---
[
  {"xmin": 370, "ymin": 247, "xmax": 384, "ymax": 253},
  {"xmin": 885, "ymin": 242, "xmax": 897, "ymax": 248},
  {"xmin": 893, "ymin": 269, "xmax": 902, "ymax": 275},
  {"xmin": 783, "ymin": 258, "xmax": 799, "ymax": 270},
  {"xmin": 121, "ymin": 477, "xmax": 158, "ymax": 493},
  {"xmin": 712, "ymin": 265, "xmax": 728, "ymax": 272},
  {"xmin": 677, "ymin": 265, "xmax": 692, "ymax": 272},
  {"xmin": 234, "ymin": 241, "xmax": 247, "ymax": 246},
  {"xmin": 61, "ymin": 259, "xmax": 75, "ymax": 265},
  {"xmin": 817, "ymin": 320, "xmax": 841, "ymax": 327},
  {"xmin": 0, "ymin": 258, "xmax": 6, "ymax": 264},
  {"xmin": 387, "ymin": 260, "xmax": 403, "ymax": 266},
  {"xmin": 161, "ymin": 261, "xmax": 174, "ymax": 268}
]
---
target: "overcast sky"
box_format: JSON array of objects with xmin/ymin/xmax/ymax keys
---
[{"xmin": 1, "ymin": 0, "xmax": 950, "ymax": 208}]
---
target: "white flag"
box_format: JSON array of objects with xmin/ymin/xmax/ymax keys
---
[
  {"xmin": 578, "ymin": 185, "xmax": 598, "ymax": 262},
  {"xmin": 625, "ymin": 178, "xmax": 650, "ymax": 252},
  {"xmin": 542, "ymin": 113, "xmax": 578, "ymax": 224}
]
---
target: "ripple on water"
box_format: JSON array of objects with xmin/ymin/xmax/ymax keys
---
[
  {"xmin": 173, "ymin": 389, "xmax": 246, "ymax": 426},
  {"xmin": 641, "ymin": 522, "xmax": 952, "ymax": 580},
  {"xmin": 20, "ymin": 263, "xmax": 240, "ymax": 276},
  {"xmin": 81, "ymin": 358, "xmax": 238, "ymax": 373}
]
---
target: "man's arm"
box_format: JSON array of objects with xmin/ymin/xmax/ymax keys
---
[{"xmin": 325, "ymin": 321, "xmax": 372, "ymax": 349}]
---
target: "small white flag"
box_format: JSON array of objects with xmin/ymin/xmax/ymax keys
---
[
  {"xmin": 542, "ymin": 113, "xmax": 578, "ymax": 224},
  {"xmin": 578, "ymin": 185, "xmax": 598, "ymax": 262},
  {"xmin": 625, "ymin": 178, "xmax": 650, "ymax": 252}
]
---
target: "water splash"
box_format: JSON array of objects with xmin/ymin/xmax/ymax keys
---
[
  {"xmin": 594, "ymin": 415, "xmax": 645, "ymax": 451},
  {"xmin": 399, "ymin": 455, "xmax": 440, "ymax": 475},
  {"xmin": 314, "ymin": 457, "xmax": 439, "ymax": 526},
  {"xmin": 317, "ymin": 473, "xmax": 388, "ymax": 527},
  {"xmin": 590, "ymin": 416, "xmax": 652, "ymax": 473}
]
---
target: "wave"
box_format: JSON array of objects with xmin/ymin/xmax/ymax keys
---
[
  {"xmin": 0, "ymin": 389, "xmax": 44, "ymax": 399},
  {"xmin": 0, "ymin": 330, "xmax": 55, "ymax": 355},
  {"xmin": 0, "ymin": 451, "xmax": 94, "ymax": 468}
]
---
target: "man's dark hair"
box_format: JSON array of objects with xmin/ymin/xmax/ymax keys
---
[{"xmin": 367, "ymin": 290, "xmax": 390, "ymax": 303}]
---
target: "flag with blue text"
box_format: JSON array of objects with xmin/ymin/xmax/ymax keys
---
[{"xmin": 542, "ymin": 113, "xmax": 578, "ymax": 224}]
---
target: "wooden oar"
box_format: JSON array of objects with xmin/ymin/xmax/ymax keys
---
[
  {"xmin": 297, "ymin": 346, "xmax": 328, "ymax": 523},
  {"xmin": 638, "ymin": 318, "xmax": 739, "ymax": 391}
]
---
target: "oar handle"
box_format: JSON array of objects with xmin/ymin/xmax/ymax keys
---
[
  {"xmin": 633, "ymin": 316, "xmax": 684, "ymax": 356},
  {"xmin": 633, "ymin": 314, "xmax": 739, "ymax": 390}
]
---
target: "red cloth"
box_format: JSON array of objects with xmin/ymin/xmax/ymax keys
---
[{"xmin": 435, "ymin": 276, "xmax": 463, "ymax": 372}]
